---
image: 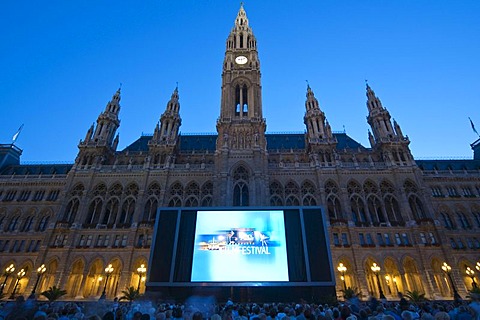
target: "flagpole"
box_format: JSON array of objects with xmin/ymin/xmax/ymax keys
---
[
  {"xmin": 469, "ymin": 117, "xmax": 480, "ymax": 138},
  {"xmin": 12, "ymin": 124, "xmax": 24, "ymax": 144}
]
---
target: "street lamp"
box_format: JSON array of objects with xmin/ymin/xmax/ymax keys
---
[
  {"xmin": 10, "ymin": 268, "xmax": 26, "ymax": 299},
  {"xmin": 466, "ymin": 266, "xmax": 477, "ymax": 288},
  {"xmin": 385, "ymin": 275, "xmax": 392, "ymax": 295},
  {"xmin": 442, "ymin": 262, "xmax": 461, "ymax": 301},
  {"xmin": 136, "ymin": 264, "xmax": 147, "ymax": 291},
  {"xmin": 337, "ymin": 263, "xmax": 347, "ymax": 290},
  {"xmin": 392, "ymin": 277, "xmax": 399, "ymax": 293},
  {"xmin": 99, "ymin": 264, "xmax": 114, "ymax": 300},
  {"xmin": 476, "ymin": 261, "xmax": 480, "ymax": 273},
  {"xmin": 370, "ymin": 262, "xmax": 386, "ymax": 299},
  {"xmin": 29, "ymin": 264, "xmax": 47, "ymax": 299},
  {"xmin": 0, "ymin": 264, "xmax": 15, "ymax": 296}
]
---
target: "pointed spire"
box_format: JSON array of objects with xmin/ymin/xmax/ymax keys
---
[{"xmin": 235, "ymin": 2, "xmax": 249, "ymax": 29}]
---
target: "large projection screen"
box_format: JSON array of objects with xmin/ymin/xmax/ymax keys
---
[
  {"xmin": 148, "ymin": 207, "xmax": 334, "ymax": 289},
  {"xmin": 191, "ymin": 210, "xmax": 289, "ymax": 282}
]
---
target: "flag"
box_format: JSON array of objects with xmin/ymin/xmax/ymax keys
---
[
  {"xmin": 469, "ymin": 117, "xmax": 479, "ymax": 136},
  {"xmin": 12, "ymin": 124, "xmax": 24, "ymax": 143}
]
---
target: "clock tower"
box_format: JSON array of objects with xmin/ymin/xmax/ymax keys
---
[{"xmin": 215, "ymin": 4, "xmax": 269, "ymax": 206}]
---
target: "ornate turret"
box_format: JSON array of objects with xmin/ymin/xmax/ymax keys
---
[
  {"xmin": 76, "ymin": 88, "xmax": 121, "ymax": 167},
  {"xmin": 303, "ymin": 84, "xmax": 337, "ymax": 165},
  {"xmin": 148, "ymin": 87, "xmax": 182, "ymax": 168},
  {"xmin": 365, "ymin": 83, "xmax": 413, "ymax": 165},
  {"xmin": 304, "ymin": 84, "xmax": 335, "ymax": 144}
]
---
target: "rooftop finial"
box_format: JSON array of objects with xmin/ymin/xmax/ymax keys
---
[{"xmin": 306, "ymin": 80, "xmax": 310, "ymax": 90}]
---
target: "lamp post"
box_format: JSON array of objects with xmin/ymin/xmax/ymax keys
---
[
  {"xmin": 99, "ymin": 264, "xmax": 114, "ymax": 300},
  {"xmin": 392, "ymin": 277, "xmax": 399, "ymax": 293},
  {"xmin": 337, "ymin": 263, "xmax": 347, "ymax": 290},
  {"xmin": 385, "ymin": 275, "xmax": 392, "ymax": 295},
  {"xmin": 0, "ymin": 264, "xmax": 15, "ymax": 296},
  {"xmin": 442, "ymin": 262, "xmax": 461, "ymax": 301},
  {"xmin": 28, "ymin": 264, "xmax": 47, "ymax": 299},
  {"xmin": 10, "ymin": 268, "xmax": 26, "ymax": 299},
  {"xmin": 466, "ymin": 266, "xmax": 477, "ymax": 288},
  {"xmin": 136, "ymin": 264, "xmax": 147, "ymax": 291},
  {"xmin": 371, "ymin": 263, "xmax": 386, "ymax": 299}
]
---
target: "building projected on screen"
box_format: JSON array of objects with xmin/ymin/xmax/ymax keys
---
[{"xmin": 191, "ymin": 210, "xmax": 289, "ymax": 282}]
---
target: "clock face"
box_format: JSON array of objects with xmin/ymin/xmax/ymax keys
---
[{"xmin": 235, "ymin": 55, "xmax": 248, "ymax": 65}]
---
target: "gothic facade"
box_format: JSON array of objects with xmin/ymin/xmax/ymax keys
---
[{"xmin": 0, "ymin": 5, "xmax": 479, "ymax": 301}]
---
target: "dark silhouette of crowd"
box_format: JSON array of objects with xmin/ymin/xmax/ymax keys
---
[{"xmin": 0, "ymin": 294, "xmax": 479, "ymax": 320}]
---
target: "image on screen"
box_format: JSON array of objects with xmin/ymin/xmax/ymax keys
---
[{"xmin": 191, "ymin": 210, "xmax": 289, "ymax": 282}]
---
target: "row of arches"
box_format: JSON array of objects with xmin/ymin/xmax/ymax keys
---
[
  {"xmin": 0, "ymin": 256, "xmax": 148, "ymax": 299},
  {"xmin": 268, "ymin": 178, "xmax": 428, "ymax": 225},
  {"xmin": 437, "ymin": 204, "xmax": 480, "ymax": 230},
  {"xmin": 0, "ymin": 208, "xmax": 52, "ymax": 233},
  {"xmin": 336, "ymin": 256, "xmax": 479, "ymax": 299}
]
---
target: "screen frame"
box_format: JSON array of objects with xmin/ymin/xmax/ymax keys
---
[{"xmin": 147, "ymin": 206, "xmax": 335, "ymax": 288}]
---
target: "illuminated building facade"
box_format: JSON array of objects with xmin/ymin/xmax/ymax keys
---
[{"xmin": 0, "ymin": 5, "xmax": 479, "ymax": 301}]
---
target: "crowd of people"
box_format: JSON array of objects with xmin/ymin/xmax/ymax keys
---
[{"xmin": 0, "ymin": 294, "xmax": 479, "ymax": 320}]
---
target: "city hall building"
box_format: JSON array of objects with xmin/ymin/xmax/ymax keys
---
[{"xmin": 0, "ymin": 5, "xmax": 479, "ymax": 301}]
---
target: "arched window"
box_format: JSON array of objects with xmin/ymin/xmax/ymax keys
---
[
  {"xmin": 38, "ymin": 216, "xmax": 50, "ymax": 232},
  {"xmin": 7, "ymin": 216, "xmax": 20, "ymax": 231},
  {"xmin": 351, "ymin": 196, "xmax": 367, "ymax": 223},
  {"xmin": 327, "ymin": 195, "xmax": 342, "ymax": 219},
  {"xmin": 21, "ymin": 216, "xmax": 34, "ymax": 232},
  {"xmin": 185, "ymin": 182, "xmax": 200, "ymax": 207},
  {"xmin": 233, "ymin": 166, "xmax": 249, "ymax": 206},
  {"xmin": 102, "ymin": 199, "xmax": 119, "ymax": 225},
  {"xmin": 168, "ymin": 197, "xmax": 182, "ymax": 207},
  {"xmin": 384, "ymin": 195, "xmax": 403, "ymax": 224},
  {"xmin": 201, "ymin": 181, "xmax": 213, "ymax": 207},
  {"xmin": 185, "ymin": 197, "xmax": 199, "ymax": 207},
  {"xmin": 440, "ymin": 211, "xmax": 455, "ymax": 229},
  {"xmin": 269, "ymin": 181, "xmax": 284, "ymax": 206},
  {"xmin": 119, "ymin": 198, "xmax": 136, "ymax": 225},
  {"xmin": 408, "ymin": 195, "xmax": 426, "ymax": 220},
  {"xmin": 64, "ymin": 198, "xmax": 80, "ymax": 223},
  {"xmin": 270, "ymin": 196, "xmax": 283, "ymax": 206},
  {"xmin": 143, "ymin": 198, "xmax": 158, "ymax": 222},
  {"xmin": 456, "ymin": 211, "xmax": 471, "ymax": 229},
  {"xmin": 303, "ymin": 195, "xmax": 317, "ymax": 206},
  {"xmin": 367, "ymin": 195, "xmax": 386, "ymax": 224},
  {"xmin": 85, "ymin": 198, "xmax": 103, "ymax": 226}
]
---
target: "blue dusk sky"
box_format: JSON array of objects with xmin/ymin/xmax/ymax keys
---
[{"xmin": 0, "ymin": 1, "xmax": 479, "ymax": 162}]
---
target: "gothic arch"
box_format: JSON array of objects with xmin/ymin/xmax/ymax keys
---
[
  {"xmin": 431, "ymin": 258, "xmax": 452, "ymax": 298},
  {"xmin": 69, "ymin": 183, "xmax": 85, "ymax": 197},
  {"xmin": 351, "ymin": 195, "xmax": 367, "ymax": 224},
  {"xmin": 402, "ymin": 256, "xmax": 424, "ymax": 293},
  {"xmin": 363, "ymin": 179, "xmax": 380, "ymax": 195},
  {"xmin": 119, "ymin": 196, "xmax": 136, "ymax": 225},
  {"xmin": 63, "ymin": 197, "xmax": 80, "ymax": 223},
  {"xmin": 36, "ymin": 208, "xmax": 53, "ymax": 231},
  {"xmin": 108, "ymin": 183, "xmax": 123, "ymax": 197},
  {"xmin": 347, "ymin": 179, "xmax": 362, "ymax": 196},
  {"xmin": 91, "ymin": 183, "xmax": 107, "ymax": 198},
  {"xmin": 408, "ymin": 194, "xmax": 427, "ymax": 220},
  {"xmin": 301, "ymin": 180, "xmax": 317, "ymax": 206},
  {"xmin": 232, "ymin": 165, "xmax": 250, "ymax": 206},
  {"xmin": 201, "ymin": 181, "xmax": 213, "ymax": 207},
  {"xmin": 269, "ymin": 180, "xmax": 284, "ymax": 206},
  {"xmin": 437, "ymin": 205, "xmax": 456, "ymax": 229},
  {"xmin": 65, "ymin": 257, "xmax": 85, "ymax": 298},
  {"xmin": 367, "ymin": 194, "xmax": 386, "ymax": 224},
  {"xmin": 380, "ymin": 179, "xmax": 396, "ymax": 195},
  {"xmin": 84, "ymin": 197, "xmax": 103, "ymax": 226},
  {"xmin": 125, "ymin": 182, "xmax": 139, "ymax": 197}
]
